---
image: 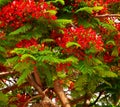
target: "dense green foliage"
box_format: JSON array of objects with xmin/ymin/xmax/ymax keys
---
[{"xmin": 0, "ymin": 0, "xmax": 120, "ymax": 107}]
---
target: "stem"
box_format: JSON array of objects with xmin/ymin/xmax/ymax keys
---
[
  {"xmin": 28, "ymin": 75, "xmax": 58, "ymax": 107},
  {"xmin": 23, "ymin": 95, "xmax": 41, "ymax": 107},
  {"xmin": 2, "ymin": 82, "xmax": 29, "ymax": 94},
  {"xmin": 83, "ymin": 94, "xmax": 91, "ymax": 107},
  {"xmin": 33, "ymin": 70, "xmax": 42, "ymax": 88},
  {"xmin": 28, "ymin": 75, "xmax": 44, "ymax": 97},
  {"xmin": 54, "ymin": 79, "xmax": 71, "ymax": 107},
  {"xmin": 0, "ymin": 71, "xmax": 17, "ymax": 77},
  {"xmin": 90, "ymin": 91, "xmax": 104, "ymax": 106},
  {"xmin": 71, "ymin": 96, "xmax": 85, "ymax": 105}
]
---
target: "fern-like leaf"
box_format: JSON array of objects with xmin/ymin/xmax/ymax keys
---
[
  {"xmin": 9, "ymin": 24, "xmax": 32, "ymax": 35},
  {"xmin": 75, "ymin": 6, "xmax": 103, "ymax": 14},
  {"xmin": 66, "ymin": 42, "xmax": 81, "ymax": 48},
  {"xmin": 17, "ymin": 69, "xmax": 31, "ymax": 86},
  {"xmin": 0, "ymin": 0, "xmax": 12, "ymax": 7}
]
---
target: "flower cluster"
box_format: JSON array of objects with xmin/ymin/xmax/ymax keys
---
[
  {"xmin": 56, "ymin": 63, "xmax": 71, "ymax": 73},
  {"xmin": 16, "ymin": 38, "xmax": 38, "ymax": 48},
  {"xmin": 104, "ymin": 52, "xmax": 114, "ymax": 63},
  {"xmin": 105, "ymin": 0, "xmax": 120, "ymax": 4},
  {"xmin": 52, "ymin": 26, "xmax": 103, "ymax": 51},
  {"xmin": 115, "ymin": 23, "xmax": 120, "ymax": 31},
  {"xmin": 114, "ymin": 33, "xmax": 120, "ymax": 54},
  {"xmin": 0, "ymin": 0, "xmax": 57, "ymax": 29}
]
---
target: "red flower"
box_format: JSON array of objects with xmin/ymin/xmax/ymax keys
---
[
  {"xmin": 51, "ymin": 26, "xmax": 103, "ymax": 51},
  {"xmin": 16, "ymin": 38, "xmax": 38, "ymax": 48},
  {"xmin": 103, "ymin": 52, "xmax": 114, "ymax": 63},
  {"xmin": 0, "ymin": 0, "xmax": 57, "ymax": 29}
]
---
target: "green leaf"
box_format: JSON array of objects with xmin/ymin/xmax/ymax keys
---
[
  {"xmin": 56, "ymin": 19, "xmax": 72, "ymax": 27},
  {"xmin": 98, "ymin": 78, "xmax": 112, "ymax": 87},
  {"xmin": 106, "ymin": 40, "xmax": 116, "ymax": 45},
  {"xmin": 94, "ymin": 65, "xmax": 117, "ymax": 77},
  {"xmin": 92, "ymin": 6, "xmax": 103, "ymax": 12},
  {"xmin": 21, "ymin": 54, "xmax": 36, "ymax": 61},
  {"xmin": 5, "ymin": 56, "xmax": 19, "ymax": 66},
  {"xmin": 75, "ymin": 75, "xmax": 88, "ymax": 91},
  {"xmin": 75, "ymin": 6, "xmax": 103, "ymax": 14},
  {"xmin": 37, "ymin": 51, "xmax": 78, "ymax": 64},
  {"xmin": 0, "ymin": 92, "xmax": 8, "ymax": 102},
  {"xmin": 11, "ymin": 48, "xmax": 30, "ymax": 54},
  {"xmin": 66, "ymin": 42, "xmax": 81, "ymax": 48},
  {"xmin": 92, "ymin": 58, "xmax": 103, "ymax": 65},
  {"xmin": 76, "ymin": 7, "xmax": 93, "ymax": 14},
  {"xmin": 0, "ymin": 54, "xmax": 6, "ymax": 63},
  {"xmin": 76, "ymin": 60, "xmax": 94, "ymax": 74},
  {"xmin": 0, "ymin": 0, "xmax": 12, "ymax": 7},
  {"xmin": 57, "ymin": 0, "xmax": 65, "ymax": 5},
  {"xmin": 57, "ymin": 72, "xmax": 66, "ymax": 78},
  {"xmin": 17, "ymin": 69, "xmax": 31, "ymax": 86},
  {"xmin": 47, "ymin": 10, "xmax": 57, "ymax": 15},
  {"xmin": 9, "ymin": 24, "xmax": 32, "ymax": 35},
  {"xmin": 51, "ymin": 0, "xmax": 65, "ymax": 5},
  {"xmin": 65, "ymin": 56, "xmax": 78, "ymax": 63},
  {"xmin": 85, "ymin": 47, "xmax": 96, "ymax": 54},
  {"xmin": 44, "ymin": 70, "xmax": 53, "ymax": 87},
  {"xmin": 41, "ymin": 39, "xmax": 54, "ymax": 43},
  {"xmin": 97, "ymin": 20, "xmax": 116, "ymax": 30},
  {"xmin": 112, "ymin": 47, "xmax": 118, "ymax": 57},
  {"xmin": 0, "ymin": 46, "xmax": 6, "ymax": 52},
  {"xmin": 10, "ymin": 105, "xmax": 17, "ymax": 107}
]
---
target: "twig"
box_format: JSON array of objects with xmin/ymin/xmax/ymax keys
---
[
  {"xmin": 95, "ymin": 14, "xmax": 120, "ymax": 18},
  {"xmin": 90, "ymin": 91, "xmax": 104, "ymax": 106},
  {"xmin": 70, "ymin": 96, "xmax": 85, "ymax": 105},
  {"xmin": 28, "ymin": 75, "xmax": 58, "ymax": 107},
  {"xmin": 1, "ymin": 79, "xmax": 9, "ymax": 86},
  {"xmin": 33, "ymin": 70, "xmax": 42, "ymax": 88},
  {"xmin": 1, "ymin": 82, "xmax": 29, "ymax": 94},
  {"xmin": 23, "ymin": 94, "xmax": 41, "ymax": 107},
  {"xmin": 0, "ymin": 71, "xmax": 17, "ymax": 77},
  {"xmin": 83, "ymin": 94, "xmax": 91, "ymax": 107},
  {"xmin": 28, "ymin": 75, "xmax": 44, "ymax": 97}
]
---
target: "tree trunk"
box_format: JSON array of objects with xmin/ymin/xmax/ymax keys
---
[{"xmin": 54, "ymin": 80, "xmax": 71, "ymax": 107}]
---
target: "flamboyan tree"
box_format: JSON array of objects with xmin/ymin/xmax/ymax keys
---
[{"xmin": 0, "ymin": 0, "xmax": 120, "ymax": 107}]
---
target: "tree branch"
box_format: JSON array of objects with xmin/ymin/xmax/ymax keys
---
[
  {"xmin": 95, "ymin": 14, "xmax": 120, "ymax": 18},
  {"xmin": 28, "ymin": 75, "xmax": 44, "ymax": 97},
  {"xmin": 33, "ymin": 70, "xmax": 42, "ymax": 88},
  {"xmin": 0, "ymin": 71, "xmax": 17, "ymax": 77},
  {"xmin": 1, "ymin": 82, "xmax": 29, "ymax": 94},
  {"xmin": 28, "ymin": 75, "xmax": 58, "ymax": 107},
  {"xmin": 54, "ymin": 79, "xmax": 71, "ymax": 107},
  {"xmin": 70, "ymin": 96, "xmax": 85, "ymax": 105},
  {"xmin": 23, "ymin": 94, "xmax": 41, "ymax": 107},
  {"xmin": 90, "ymin": 91, "xmax": 104, "ymax": 106},
  {"xmin": 83, "ymin": 94, "xmax": 91, "ymax": 107}
]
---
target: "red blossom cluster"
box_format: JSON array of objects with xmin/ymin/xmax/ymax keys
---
[
  {"xmin": 0, "ymin": 0, "xmax": 57, "ymax": 29},
  {"xmin": 52, "ymin": 26, "xmax": 103, "ymax": 51},
  {"xmin": 103, "ymin": 52, "xmax": 114, "ymax": 63},
  {"xmin": 115, "ymin": 23, "xmax": 120, "ymax": 31},
  {"xmin": 56, "ymin": 63, "xmax": 71, "ymax": 72},
  {"xmin": 105, "ymin": 0, "xmax": 120, "ymax": 4},
  {"xmin": 62, "ymin": 48, "xmax": 86, "ymax": 60},
  {"xmin": 114, "ymin": 33, "xmax": 120, "ymax": 54},
  {"xmin": 16, "ymin": 38, "xmax": 38, "ymax": 48},
  {"xmin": 16, "ymin": 93, "xmax": 30, "ymax": 107}
]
